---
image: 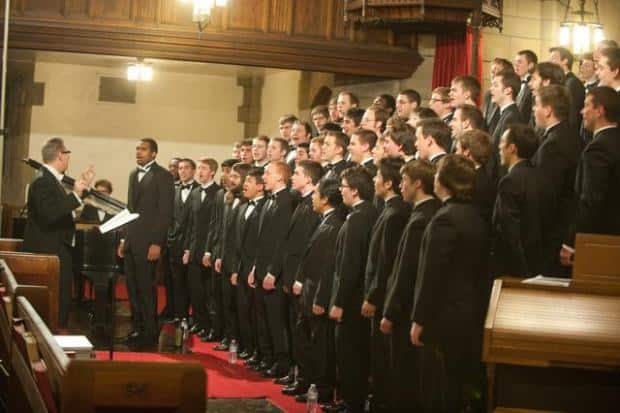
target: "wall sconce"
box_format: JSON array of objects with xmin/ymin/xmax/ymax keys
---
[
  {"xmin": 558, "ymin": 0, "xmax": 605, "ymax": 55},
  {"xmin": 127, "ymin": 60, "xmax": 153, "ymax": 82},
  {"xmin": 181, "ymin": 0, "xmax": 228, "ymax": 32}
]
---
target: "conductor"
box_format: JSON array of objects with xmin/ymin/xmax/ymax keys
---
[{"xmin": 23, "ymin": 137, "xmax": 94, "ymax": 327}]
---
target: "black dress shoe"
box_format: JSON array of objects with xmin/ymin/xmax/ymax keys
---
[
  {"xmin": 220, "ymin": 337, "xmax": 230, "ymax": 346},
  {"xmin": 238, "ymin": 350, "xmax": 251, "ymax": 360},
  {"xmin": 189, "ymin": 324, "xmax": 202, "ymax": 334},
  {"xmin": 201, "ymin": 329, "xmax": 219, "ymax": 342},
  {"xmin": 213, "ymin": 342, "xmax": 229, "ymax": 351},
  {"xmin": 245, "ymin": 352, "xmax": 261, "ymax": 364},
  {"xmin": 194, "ymin": 328, "xmax": 207, "ymax": 337},
  {"xmin": 262, "ymin": 362, "xmax": 288, "ymax": 378},
  {"xmin": 294, "ymin": 394, "xmax": 307, "ymax": 403},
  {"xmin": 274, "ymin": 374, "xmax": 294, "ymax": 385},
  {"xmin": 121, "ymin": 331, "xmax": 141, "ymax": 344},
  {"xmin": 321, "ymin": 401, "xmax": 347, "ymax": 413},
  {"xmin": 282, "ymin": 382, "xmax": 308, "ymax": 396}
]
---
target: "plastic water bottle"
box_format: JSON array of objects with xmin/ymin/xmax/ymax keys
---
[
  {"xmin": 229, "ymin": 339, "xmax": 238, "ymax": 364},
  {"xmin": 180, "ymin": 318, "xmax": 189, "ymax": 353},
  {"xmin": 306, "ymin": 384, "xmax": 318, "ymax": 413}
]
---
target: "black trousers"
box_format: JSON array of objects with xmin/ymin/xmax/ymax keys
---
[
  {"xmin": 284, "ymin": 291, "xmax": 299, "ymax": 369},
  {"xmin": 215, "ymin": 271, "xmax": 237, "ymax": 339},
  {"xmin": 296, "ymin": 312, "xmax": 336, "ymax": 392},
  {"xmin": 124, "ymin": 249, "xmax": 158, "ymax": 336},
  {"xmin": 370, "ymin": 311, "xmax": 390, "ymax": 409},
  {"xmin": 170, "ymin": 254, "xmax": 189, "ymax": 319},
  {"xmin": 161, "ymin": 245, "xmax": 174, "ymax": 316},
  {"xmin": 188, "ymin": 261, "xmax": 209, "ymax": 329},
  {"xmin": 236, "ymin": 275, "xmax": 257, "ymax": 354},
  {"xmin": 388, "ymin": 319, "xmax": 421, "ymax": 410},
  {"xmin": 417, "ymin": 344, "xmax": 477, "ymax": 413},
  {"xmin": 58, "ymin": 245, "xmax": 74, "ymax": 327},
  {"xmin": 258, "ymin": 283, "xmax": 290, "ymax": 366},
  {"xmin": 335, "ymin": 311, "xmax": 370, "ymax": 413},
  {"xmin": 253, "ymin": 285, "xmax": 274, "ymax": 361}
]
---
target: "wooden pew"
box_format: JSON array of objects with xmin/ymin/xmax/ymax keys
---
[
  {"xmin": 10, "ymin": 296, "xmax": 68, "ymax": 413},
  {"xmin": 0, "ymin": 259, "xmax": 51, "ymax": 354},
  {"xmin": 12, "ymin": 296, "xmax": 207, "ymax": 413},
  {"xmin": 0, "ymin": 238, "xmax": 23, "ymax": 252},
  {"xmin": 60, "ymin": 360, "xmax": 206, "ymax": 412},
  {"xmin": 0, "ymin": 252, "xmax": 59, "ymax": 331}
]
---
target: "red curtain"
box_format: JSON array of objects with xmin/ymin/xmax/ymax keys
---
[{"xmin": 432, "ymin": 26, "xmax": 483, "ymax": 90}]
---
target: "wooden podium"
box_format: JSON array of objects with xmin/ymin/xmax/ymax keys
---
[{"xmin": 483, "ymin": 234, "xmax": 620, "ymax": 412}]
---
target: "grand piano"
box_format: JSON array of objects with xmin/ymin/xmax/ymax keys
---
[{"xmin": 483, "ymin": 234, "xmax": 620, "ymax": 412}]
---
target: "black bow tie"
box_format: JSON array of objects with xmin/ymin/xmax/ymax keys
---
[
  {"xmin": 268, "ymin": 193, "xmax": 277, "ymax": 201},
  {"xmin": 137, "ymin": 166, "xmax": 150, "ymax": 173},
  {"xmin": 181, "ymin": 184, "xmax": 192, "ymax": 190},
  {"xmin": 325, "ymin": 164, "xmax": 334, "ymax": 171},
  {"xmin": 249, "ymin": 200, "xmax": 257, "ymax": 206}
]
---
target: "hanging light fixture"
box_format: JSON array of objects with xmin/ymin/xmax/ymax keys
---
[
  {"xmin": 558, "ymin": 0, "xmax": 605, "ymax": 56},
  {"xmin": 127, "ymin": 59, "xmax": 153, "ymax": 82},
  {"xmin": 180, "ymin": 0, "xmax": 227, "ymax": 32}
]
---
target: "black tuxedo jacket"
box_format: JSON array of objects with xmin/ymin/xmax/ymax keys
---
[
  {"xmin": 483, "ymin": 90, "xmax": 500, "ymax": 133},
  {"xmin": 23, "ymin": 167, "xmax": 81, "ymax": 254},
  {"xmin": 532, "ymin": 121, "xmax": 580, "ymax": 253},
  {"xmin": 254, "ymin": 189, "xmax": 294, "ymax": 282},
  {"xmin": 330, "ymin": 201, "xmax": 379, "ymax": 318},
  {"xmin": 298, "ymin": 212, "xmax": 344, "ymax": 315},
  {"xmin": 363, "ymin": 196, "xmax": 411, "ymax": 309},
  {"xmin": 361, "ymin": 158, "xmax": 377, "ymax": 177},
  {"xmin": 323, "ymin": 159, "xmax": 351, "ymax": 181},
  {"xmin": 569, "ymin": 126, "xmax": 620, "ymax": 243},
  {"xmin": 492, "ymin": 160, "xmax": 548, "ymax": 276},
  {"xmin": 566, "ymin": 72, "xmax": 586, "ymax": 131},
  {"xmin": 492, "ymin": 103, "xmax": 522, "ymax": 149},
  {"xmin": 168, "ymin": 181, "xmax": 200, "ymax": 258},
  {"xmin": 488, "ymin": 103, "xmax": 523, "ymax": 183},
  {"xmin": 217, "ymin": 194, "xmax": 243, "ymax": 274},
  {"xmin": 383, "ymin": 198, "xmax": 441, "ymax": 325},
  {"xmin": 516, "ymin": 76, "xmax": 533, "ymax": 125},
  {"xmin": 473, "ymin": 165, "xmax": 497, "ymax": 228},
  {"xmin": 79, "ymin": 204, "xmax": 113, "ymax": 224},
  {"xmin": 236, "ymin": 197, "xmax": 268, "ymax": 279},
  {"xmin": 205, "ymin": 188, "xmax": 225, "ymax": 259},
  {"xmin": 412, "ymin": 199, "xmax": 489, "ymax": 353},
  {"xmin": 185, "ymin": 183, "xmax": 221, "ymax": 263},
  {"xmin": 123, "ymin": 162, "xmax": 174, "ymax": 256},
  {"xmin": 281, "ymin": 193, "xmax": 321, "ymax": 288}
]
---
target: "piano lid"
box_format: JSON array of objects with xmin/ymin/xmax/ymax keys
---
[
  {"xmin": 23, "ymin": 158, "xmax": 126, "ymax": 216},
  {"xmin": 484, "ymin": 277, "xmax": 620, "ymax": 369}
]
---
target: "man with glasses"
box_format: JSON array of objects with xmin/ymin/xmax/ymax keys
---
[
  {"xmin": 429, "ymin": 87, "xmax": 454, "ymax": 125},
  {"xmin": 24, "ymin": 137, "xmax": 94, "ymax": 328}
]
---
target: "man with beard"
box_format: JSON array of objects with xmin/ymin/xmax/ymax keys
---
[{"xmin": 207, "ymin": 162, "xmax": 252, "ymax": 351}]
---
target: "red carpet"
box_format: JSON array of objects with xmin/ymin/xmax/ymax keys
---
[{"xmin": 90, "ymin": 277, "xmax": 311, "ymax": 413}]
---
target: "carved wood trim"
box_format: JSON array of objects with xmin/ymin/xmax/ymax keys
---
[{"xmin": 3, "ymin": 19, "xmax": 421, "ymax": 78}]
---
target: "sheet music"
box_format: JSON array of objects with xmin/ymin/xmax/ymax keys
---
[
  {"xmin": 99, "ymin": 208, "xmax": 139, "ymax": 234},
  {"xmin": 522, "ymin": 275, "xmax": 571, "ymax": 287}
]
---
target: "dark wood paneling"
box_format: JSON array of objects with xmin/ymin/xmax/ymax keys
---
[
  {"xmin": 293, "ymin": 0, "xmax": 328, "ymax": 38},
  {"xmin": 159, "ymin": 0, "xmax": 192, "ymax": 26},
  {"xmin": 63, "ymin": 0, "xmax": 89, "ymax": 17},
  {"xmin": 90, "ymin": 0, "xmax": 132, "ymax": 20},
  {"xmin": 1, "ymin": 0, "xmax": 424, "ymax": 78},
  {"xmin": 227, "ymin": 0, "xmax": 265, "ymax": 31},
  {"xmin": 134, "ymin": 0, "xmax": 157, "ymax": 23},
  {"xmin": 268, "ymin": 0, "xmax": 290, "ymax": 33},
  {"xmin": 22, "ymin": 0, "xmax": 62, "ymax": 15}
]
